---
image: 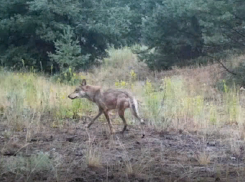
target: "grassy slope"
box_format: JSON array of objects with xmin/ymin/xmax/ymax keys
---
[
  {"xmin": 1, "ymin": 47, "xmax": 245, "ymax": 181},
  {"xmin": 1, "ymin": 47, "xmax": 244, "ymax": 130}
]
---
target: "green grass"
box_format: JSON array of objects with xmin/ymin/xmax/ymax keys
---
[
  {"xmin": 0, "ymin": 70, "xmax": 94, "ymax": 131},
  {"xmin": 0, "ymin": 46, "xmax": 245, "ymax": 132},
  {"xmin": 1, "ymin": 151, "xmax": 60, "ymax": 181},
  {"xmin": 2, "ymin": 47, "xmax": 245, "ymax": 182}
]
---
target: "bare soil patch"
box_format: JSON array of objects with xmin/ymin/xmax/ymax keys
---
[{"xmin": 0, "ymin": 120, "xmax": 245, "ymax": 182}]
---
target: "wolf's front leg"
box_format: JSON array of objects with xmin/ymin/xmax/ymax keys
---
[
  {"xmin": 87, "ymin": 109, "xmax": 103, "ymax": 128},
  {"xmin": 103, "ymin": 111, "xmax": 115, "ymax": 134}
]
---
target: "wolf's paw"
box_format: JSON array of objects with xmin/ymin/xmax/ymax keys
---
[
  {"xmin": 140, "ymin": 119, "xmax": 146, "ymax": 125},
  {"xmin": 110, "ymin": 128, "xmax": 115, "ymax": 135}
]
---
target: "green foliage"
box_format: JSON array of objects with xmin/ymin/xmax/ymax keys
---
[
  {"xmin": 224, "ymin": 62, "xmax": 245, "ymax": 87},
  {"xmin": 2, "ymin": 152, "xmax": 56, "ymax": 177},
  {"xmin": 209, "ymin": 104, "xmax": 218, "ymax": 125},
  {"xmin": 48, "ymin": 26, "xmax": 90, "ymax": 71},
  {"xmin": 222, "ymin": 81, "xmax": 240, "ymax": 122},
  {"xmin": 138, "ymin": 0, "xmax": 245, "ymax": 70},
  {"xmin": 0, "ymin": 0, "xmax": 134, "ymax": 72},
  {"xmin": 143, "ymin": 79, "xmax": 164, "ymax": 125},
  {"xmin": 138, "ymin": 0, "xmax": 204, "ymax": 70},
  {"xmin": 1, "ymin": 0, "xmax": 245, "ymax": 72},
  {"xmin": 48, "ymin": 26, "xmax": 90, "ymax": 83},
  {"xmin": 195, "ymin": 0, "xmax": 245, "ymax": 51}
]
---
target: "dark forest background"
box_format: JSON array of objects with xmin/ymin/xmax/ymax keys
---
[{"xmin": 1, "ymin": 0, "xmax": 245, "ymax": 73}]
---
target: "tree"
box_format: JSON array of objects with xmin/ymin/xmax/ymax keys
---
[
  {"xmin": 0, "ymin": 0, "xmax": 134, "ymax": 72},
  {"xmin": 1, "ymin": 0, "xmax": 245, "ymax": 72},
  {"xmin": 139, "ymin": 0, "xmax": 204, "ymax": 70},
  {"xmin": 48, "ymin": 26, "xmax": 90, "ymax": 72},
  {"xmin": 137, "ymin": 0, "xmax": 245, "ymax": 70},
  {"xmin": 195, "ymin": 0, "xmax": 245, "ymax": 52}
]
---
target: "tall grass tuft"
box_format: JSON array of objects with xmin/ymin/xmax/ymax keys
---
[
  {"xmin": 1, "ymin": 46, "xmax": 245, "ymax": 133},
  {"xmin": 0, "ymin": 69, "xmax": 96, "ymax": 130}
]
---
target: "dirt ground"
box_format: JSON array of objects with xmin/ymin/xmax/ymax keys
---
[{"xmin": 1, "ymin": 118, "xmax": 245, "ymax": 182}]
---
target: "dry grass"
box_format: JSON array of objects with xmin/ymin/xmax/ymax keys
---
[
  {"xmin": 1, "ymin": 47, "xmax": 245, "ymax": 131},
  {"xmin": 1, "ymin": 47, "xmax": 245, "ymax": 181},
  {"xmin": 125, "ymin": 161, "xmax": 133, "ymax": 175},
  {"xmin": 86, "ymin": 135, "xmax": 102, "ymax": 169},
  {"xmin": 86, "ymin": 147, "xmax": 102, "ymax": 169},
  {"xmin": 86, "ymin": 46, "xmax": 150, "ymax": 85},
  {"xmin": 195, "ymin": 151, "xmax": 211, "ymax": 166},
  {"xmin": 1, "ymin": 47, "xmax": 245, "ymax": 132}
]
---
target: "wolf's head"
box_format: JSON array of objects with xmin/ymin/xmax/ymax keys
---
[{"xmin": 68, "ymin": 79, "xmax": 88, "ymax": 99}]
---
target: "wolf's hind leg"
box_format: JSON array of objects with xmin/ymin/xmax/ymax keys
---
[{"xmin": 118, "ymin": 108, "xmax": 127, "ymax": 134}]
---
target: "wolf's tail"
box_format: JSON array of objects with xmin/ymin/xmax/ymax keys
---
[{"xmin": 128, "ymin": 96, "xmax": 144, "ymax": 124}]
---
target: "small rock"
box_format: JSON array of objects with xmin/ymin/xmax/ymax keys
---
[
  {"xmin": 30, "ymin": 138, "xmax": 38, "ymax": 142},
  {"xmin": 207, "ymin": 141, "xmax": 216, "ymax": 146},
  {"xmin": 75, "ymin": 151, "xmax": 83, "ymax": 156},
  {"xmin": 215, "ymin": 177, "xmax": 221, "ymax": 181},
  {"xmin": 159, "ymin": 130, "xmax": 168, "ymax": 137},
  {"xmin": 108, "ymin": 175, "xmax": 114, "ymax": 180},
  {"xmin": 66, "ymin": 136, "xmax": 76, "ymax": 142},
  {"xmin": 70, "ymin": 177, "xmax": 85, "ymax": 182},
  {"xmin": 165, "ymin": 136, "xmax": 172, "ymax": 140}
]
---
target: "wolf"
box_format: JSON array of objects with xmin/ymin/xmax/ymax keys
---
[{"xmin": 68, "ymin": 79, "xmax": 144, "ymax": 134}]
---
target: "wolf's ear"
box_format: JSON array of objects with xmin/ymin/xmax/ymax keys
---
[{"xmin": 81, "ymin": 79, "xmax": 86, "ymax": 86}]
